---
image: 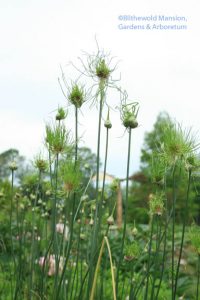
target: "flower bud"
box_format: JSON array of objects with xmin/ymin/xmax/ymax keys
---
[
  {"xmin": 9, "ymin": 161, "xmax": 18, "ymax": 171},
  {"xmin": 132, "ymin": 226, "xmax": 138, "ymax": 236},
  {"xmin": 89, "ymin": 219, "xmax": 94, "ymax": 226},
  {"xmin": 56, "ymin": 107, "xmax": 66, "ymax": 121},
  {"xmin": 107, "ymin": 215, "xmax": 114, "ymax": 225},
  {"xmin": 104, "ymin": 119, "xmax": 112, "ymax": 129},
  {"xmin": 123, "ymin": 114, "xmax": 138, "ymax": 129}
]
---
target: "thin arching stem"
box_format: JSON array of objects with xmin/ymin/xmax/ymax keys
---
[{"xmin": 116, "ymin": 128, "xmax": 132, "ymax": 296}]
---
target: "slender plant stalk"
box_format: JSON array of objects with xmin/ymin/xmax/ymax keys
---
[
  {"xmin": 51, "ymin": 154, "xmax": 60, "ymax": 298},
  {"xmin": 174, "ymin": 169, "xmax": 192, "ymax": 298},
  {"xmin": 40, "ymin": 154, "xmax": 59, "ymax": 300},
  {"xmin": 10, "ymin": 169, "xmax": 15, "ymax": 300},
  {"xmin": 171, "ymin": 166, "xmax": 177, "ymax": 300},
  {"xmin": 155, "ymin": 205, "xmax": 168, "ymax": 299},
  {"xmin": 29, "ymin": 171, "xmax": 41, "ymax": 300},
  {"xmin": 144, "ymin": 215, "xmax": 155, "ymax": 300},
  {"xmin": 129, "ymin": 259, "xmax": 135, "ymax": 299},
  {"xmin": 116, "ymin": 128, "xmax": 132, "ymax": 296},
  {"xmin": 56, "ymin": 106, "xmax": 79, "ymax": 299},
  {"xmin": 197, "ymin": 254, "xmax": 200, "ymax": 300},
  {"xmin": 87, "ymin": 82, "xmax": 105, "ymax": 297},
  {"xmin": 70, "ymin": 221, "xmax": 81, "ymax": 299},
  {"xmin": 150, "ymin": 215, "xmax": 162, "ymax": 300},
  {"xmin": 99, "ymin": 127, "xmax": 109, "ymax": 226}
]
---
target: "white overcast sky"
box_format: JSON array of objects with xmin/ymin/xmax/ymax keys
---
[{"xmin": 0, "ymin": 0, "xmax": 200, "ymax": 178}]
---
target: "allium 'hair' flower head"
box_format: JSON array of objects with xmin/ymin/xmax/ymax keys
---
[
  {"xmin": 56, "ymin": 107, "xmax": 67, "ymax": 121},
  {"xmin": 60, "ymin": 160, "xmax": 82, "ymax": 193},
  {"xmin": 160, "ymin": 122, "xmax": 199, "ymax": 166},
  {"xmin": 149, "ymin": 192, "xmax": 165, "ymax": 216},
  {"xmin": 69, "ymin": 40, "xmax": 120, "ymax": 100},
  {"xmin": 95, "ymin": 58, "xmax": 111, "ymax": 81},
  {"xmin": 68, "ymin": 83, "xmax": 85, "ymax": 108},
  {"xmin": 124, "ymin": 241, "xmax": 141, "ymax": 261},
  {"xmin": 185, "ymin": 154, "xmax": 200, "ymax": 172},
  {"xmin": 120, "ymin": 91, "xmax": 139, "ymax": 130},
  {"xmin": 34, "ymin": 154, "xmax": 48, "ymax": 172},
  {"xmin": 78, "ymin": 46, "xmax": 116, "ymax": 85},
  {"xmin": 45, "ymin": 123, "xmax": 71, "ymax": 155},
  {"xmin": 150, "ymin": 153, "xmax": 166, "ymax": 186},
  {"xmin": 59, "ymin": 65, "xmax": 88, "ymax": 108}
]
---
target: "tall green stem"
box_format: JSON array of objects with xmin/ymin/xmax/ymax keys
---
[
  {"xmin": 87, "ymin": 82, "xmax": 104, "ymax": 297},
  {"xmin": 172, "ymin": 166, "xmax": 177, "ymax": 300},
  {"xmin": 174, "ymin": 169, "xmax": 191, "ymax": 298},
  {"xmin": 150, "ymin": 215, "xmax": 161, "ymax": 300},
  {"xmin": 155, "ymin": 206, "xmax": 168, "ymax": 299},
  {"xmin": 144, "ymin": 215, "xmax": 155, "ymax": 300},
  {"xmin": 29, "ymin": 171, "xmax": 42, "ymax": 300},
  {"xmin": 97, "ymin": 126, "xmax": 109, "ymax": 234},
  {"xmin": 116, "ymin": 128, "xmax": 132, "ymax": 296},
  {"xmin": 56, "ymin": 106, "xmax": 79, "ymax": 299},
  {"xmin": 10, "ymin": 170, "xmax": 15, "ymax": 300},
  {"xmin": 197, "ymin": 254, "xmax": 200, "ymax": 300}
]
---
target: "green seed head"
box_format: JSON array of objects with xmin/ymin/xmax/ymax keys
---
[
  {"xmin": 56, "ymin": 107, "xmax": 67, "ymax": 121},
  {"xmin": 149, "ymin": 192, "xmax": 165, "ymax": 216},
  {"xmin": 123, "ymin": 112, "xmax": 138, "ymax": 129},
  {"xmin": 9, "ymin": 161, "xmax": 18, "ymax": 171},
  {"xmin": 95, "ymin": 59, "xmax": 111, "ymax": 81},
  {"xmin": 185, "ymin": 155, "xmax": 200, "ymax": 171},
  {"xmin": 124, "ymin": 241, "xmax": 141, "ymax": 261},
  {"xmin": 61, "ymin": 160, "xmax": 82, "ymax": 193},
  {"xmin": 45, "ymin": 124, "xmax": 70, "ymax": 154},
  {"xmin": 120, "ymin": 100, "xmax": 139, "ymax": 130},
  {"xmin": 68, "ymin": 84, "xmax": 85, "ymax": 108},
  {"xmin": 34, "ymin": 156, "xmax": 48, "ymax": 172},
  {"xmin": 151, "ymin": 154, "xmax": 166, "ymax": 186},
  {"xmin": 161, "ymin": 123, "xmax": 199, "ymax": 166}
]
